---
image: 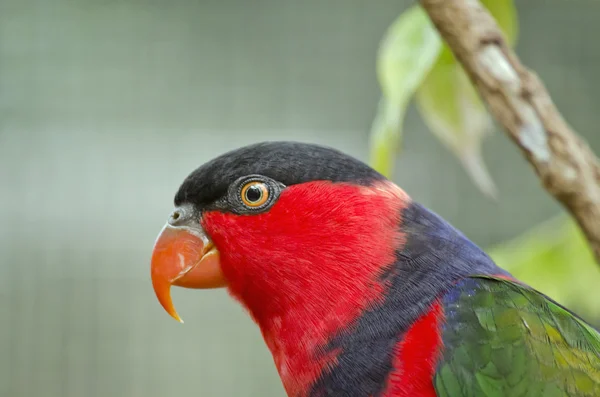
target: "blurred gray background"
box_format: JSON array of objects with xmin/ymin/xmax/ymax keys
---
[{"xmin": 1, "ymin": 1, "xmax": 600, "ymax": 396}]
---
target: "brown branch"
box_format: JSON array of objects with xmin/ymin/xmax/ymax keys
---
[{"xmin": 419, "ymin": 0, "xmax": 600, "ymax": 263}]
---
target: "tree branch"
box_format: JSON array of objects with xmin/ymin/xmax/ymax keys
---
[{"xmin": 419, "ymin": 0, "xmax": 600, "ymax": 263}]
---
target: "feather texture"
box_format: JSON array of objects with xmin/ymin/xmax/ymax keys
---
[{"xmin": 436, "ymin": 276, "xmax": 600, "ymax": 397}]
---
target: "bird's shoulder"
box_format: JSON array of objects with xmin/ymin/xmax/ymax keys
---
[{"xmin": 434, "ymin": 275, "xmax": 600, "ymax": 397}]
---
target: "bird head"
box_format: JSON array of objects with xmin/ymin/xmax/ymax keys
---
[
  {"xmin": 151, "ymin": 141, "xmax": 419, "ymax": 396},
  {"xmin": 151, "ymin": 141, "xmax": 409, "ymax": 324}
]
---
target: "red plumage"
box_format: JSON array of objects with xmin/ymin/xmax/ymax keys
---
[
  {"xmin": 382, "ymin": 301, "xmax": 444, "ymax": 397},
  {"xmin": 202, "ymin": 180, "xmax": 411, "ymax": 395}
]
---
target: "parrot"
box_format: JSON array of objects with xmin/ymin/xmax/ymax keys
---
[{"xmin": 150, "ymin": 141, "xmax": 600, "ymax": 397}]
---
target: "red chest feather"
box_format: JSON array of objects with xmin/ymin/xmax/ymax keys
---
[{"xmin": 382, "ymin": 301, "xmax": 444, "ymax": 397}]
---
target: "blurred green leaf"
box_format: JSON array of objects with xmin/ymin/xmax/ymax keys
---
[
  {"xmin": 370, "ymin": 5, "xmax": 441, "ymax": 177},
  {"xmin": 370, "ymin": 0, "xmax": 518, "ymax": 192},
  {"xmin": 376, "ymin": 5, "xmax": 441, "ymax": 105},
  {"xmin": 415, "ymin": 47, "xmax": 497, "ymax": 198},
  {"xmin": 414, "ymin": 0, "xmax": 517, "ymax": 197},
  {"xmin": 489, "ymin": 217, "xmax": 600, "ymax": 325}
]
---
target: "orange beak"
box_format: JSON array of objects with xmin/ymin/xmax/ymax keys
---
[{"xmin": 150, "ymin": 222, "xmax": 225, "ymax": 323}]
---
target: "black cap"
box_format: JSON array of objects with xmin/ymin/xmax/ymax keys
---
[{"xmin": 174, "ymin": 141, "xmax": 386, "ymax": 209}]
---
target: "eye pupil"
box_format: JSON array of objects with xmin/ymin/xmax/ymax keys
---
[
  {"xmin": 245, "ymin": 185, "xmax": 263, "ymax": 203},
  {"xmin": 240, "ymin": 180, "xmax": 271, "ymax": 208}
]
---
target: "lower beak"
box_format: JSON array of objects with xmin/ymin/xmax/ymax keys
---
[{"xmin": 150, "ymin": 223, "xmax": 225, "ymax": 323}]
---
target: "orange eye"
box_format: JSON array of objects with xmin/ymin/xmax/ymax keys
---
[{"xmin": 240, "ymin": 181, "xmax": 269, "ymax": 207}]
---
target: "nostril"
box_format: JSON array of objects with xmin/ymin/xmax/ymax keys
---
[
  {"xmin": 168, "ymin": 205, "xmax": 193, "ymax": 226},
  {"xmin": 169, "ymin": 209, "xmax": 183, "ymax": 225}
]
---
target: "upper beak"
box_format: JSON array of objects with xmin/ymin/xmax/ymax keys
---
[{"xmin": 150, "ymin": 218, "xmax": 225, "ymax": 323}]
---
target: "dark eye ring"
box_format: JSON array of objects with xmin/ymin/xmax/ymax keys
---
[{"xmin": 240, "ymin": 181, "xmax": 269, "ymax": 207}]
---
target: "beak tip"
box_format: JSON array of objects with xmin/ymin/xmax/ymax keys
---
[
  {"xmin": 151, "ymin": 276, "xmax": 185, "ymax": 323},
  {"xmin": 171, "ymin": 310, "xmax": 184, "ymax": 324}
]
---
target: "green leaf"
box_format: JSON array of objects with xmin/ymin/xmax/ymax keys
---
[
  {"xmin": 415, "ymin": 47, "xmax": 497, "ymax": 197},
  {"xmin": 369, "ymin": 97, "xmax": 405, "ymax": 178},
  {"xmin": 412, "ymin": 0, "xmax": 518, "ymax": 197},
  {"xmin": 369, "ymin": 5, "xmax": 441, "ymax": 177},
  {"xmin": 376, "ymin": 5, "xmax": 441, "ymax": 105},
  {"xmin": 489, "ymin": 217, "xmax": 600, "ymax": 326},
  {"xmin": 369, "ymin": 0, "xmax": 518, "ymax": 183}
]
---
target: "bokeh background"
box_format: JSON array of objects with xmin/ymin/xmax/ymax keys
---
[{"xmin": 1, "ymin": 1, "xmax": 600, "ymax": 396}]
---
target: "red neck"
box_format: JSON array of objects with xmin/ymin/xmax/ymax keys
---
[{"xmin": 202, "ymin": 181, "xmax": 409, "ymax": 395}]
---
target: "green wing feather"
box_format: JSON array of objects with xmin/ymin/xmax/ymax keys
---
[{"xmin": 434, "ymin": 275, "xmax": 600, "ymax": 397}]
